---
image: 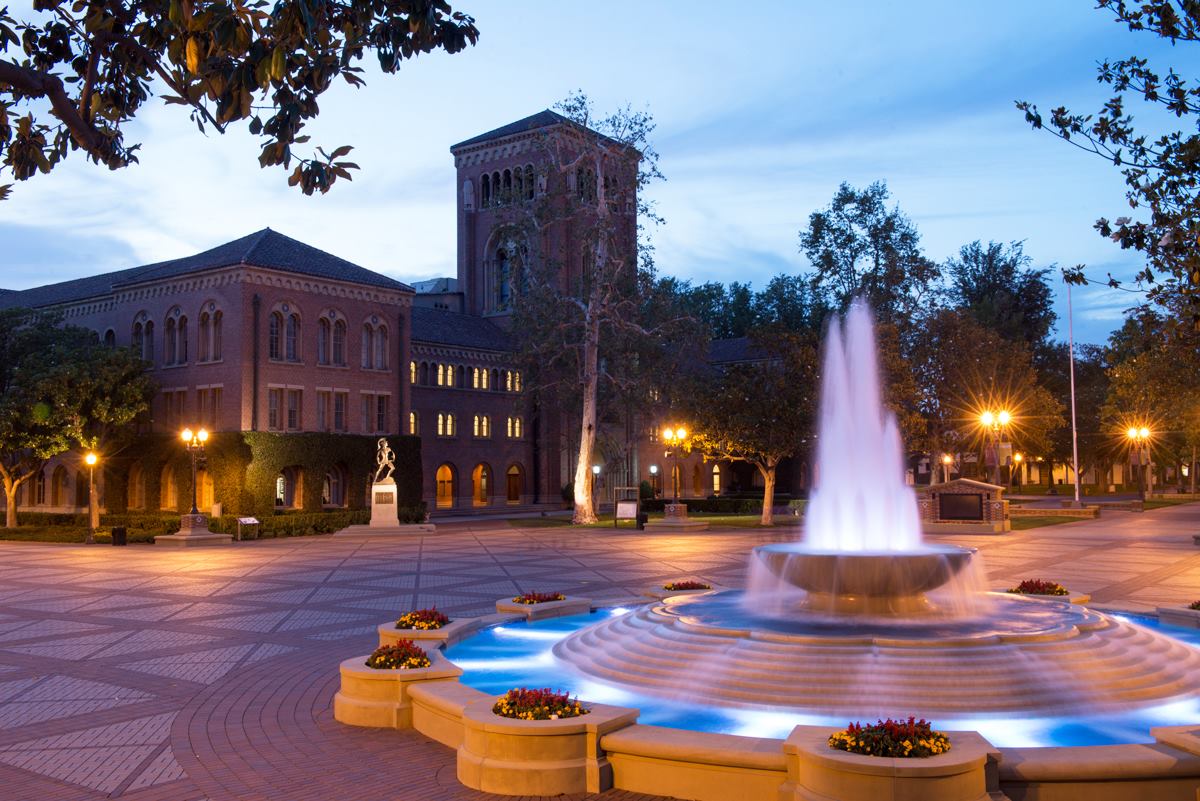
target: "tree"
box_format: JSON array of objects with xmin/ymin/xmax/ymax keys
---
[
  {"xmin": 946, "ymin": 240, "xmax": 1056, "ymax": 352},
  {"xmin": 800, "ymin": 181, "xmax": 941, "ymax": 326},
  {"xmin": 0, "ymin": 309, "xmax": 154, "ymax": 527},
  {"xmin": 0, "ymin": 0, "xmax": 478, "ymax": 199},
  {"xmin": 505, "ymin": 92, "xmax": 669, "ymax": 524},
  {"xmin": 1017, "ymin": 1, "xmax": 1200, "ymax": 315},
  {"xmin": 687, "ymin": 331, "xmax": 820, "ymax": 525},
  {"xmin": 909, "ymin": 308, "xmax": 1065, "ymax": 486}
]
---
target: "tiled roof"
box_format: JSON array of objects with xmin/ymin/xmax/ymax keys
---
[
  {"xmin": 410, "ymin": 306, "xmax": 512, "ymax": 352},
  {"xmin": 0, "ymin": 229, "xmax": 412, "ymax": 310},
  {"xmin": 708, "ymin": 336, "xmax": 767, "ymax": 364},
  {"xmin": 451, "ymin": 110, "xmax": 572, "ymax": 150}
]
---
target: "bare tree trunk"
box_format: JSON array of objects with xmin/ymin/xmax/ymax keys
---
[
  {"xmin": 572, "ymin": 308, "xmax": 601, "ymax": 524},
  {"xmin": 758, "ymin": 462, "xmax": 776, "ymax": 526},
  {"xmin": 2, "ymin": 474, "xmax": 19, "ymax": 529}
]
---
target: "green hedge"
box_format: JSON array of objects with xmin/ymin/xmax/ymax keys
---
[{"xmin": 210, "ymin": 510, "xmax": 371, "ymax": 537}]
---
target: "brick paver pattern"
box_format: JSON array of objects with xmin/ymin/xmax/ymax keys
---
[{"xmin": 0, "ymin": 505, "xmax": 1197, "ymax": 800}]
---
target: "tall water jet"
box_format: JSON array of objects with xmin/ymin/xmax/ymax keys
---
[{"xmin": 804, "ymin": 301, "xmax": 923, "ymax": 551}]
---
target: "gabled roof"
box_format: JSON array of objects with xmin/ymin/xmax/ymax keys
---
[
  {"xmin": 0, "ymin": 229, "xmax": 411, "ymax": 311},
  {"xmin": 451, "ymin": 110, "xmax": 573, "ymax": 150},
  {"xmin": 410, "ymin": 306, "xmax": 511, "ymax": 352}
]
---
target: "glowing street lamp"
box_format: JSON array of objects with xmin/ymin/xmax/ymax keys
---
[
  {"xmin": 83, "ymin": 452, "xmax": 98, "ymax": 544},
  {"xmin": 1126, "ymin": 426, "xmax": 1152, "ymax": 500},
  {"xmin": 979, "ymin": 409, "xmax": 1012, "ymax": 485},
  {"xmin": 940, "ymin": 453, "xmax": 954, "ymax": 483},
  {"xmin": 1012, "ymin": 453, "xmax": 1023, "ymax": 490},
  {"xmin": 661, "ymin": 426, "xmax": 689, "ymax": 503},
  {"xmin": 181, "ymin": 427, "xmax": 209, "ymax": 516},
  {"xmin": 591, "ymin": 464, "xmax": 601, "ymax": 514}
]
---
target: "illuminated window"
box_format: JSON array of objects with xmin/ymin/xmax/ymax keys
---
[
  {"xmin": 410, "ymin": 361, "xmax": 417, "ymax": 384},
  {"xmin": 506, "ymin": 416, "xmax": 523, "ymax": 438},
  {"xmin": 409, "ymin": 411, "xmax": 418, "ymax": 435}
]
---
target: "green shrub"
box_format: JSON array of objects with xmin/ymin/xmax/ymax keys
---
[{"xmin": 638, "ymin": 481, "xmax": 654, "ymax": 500}]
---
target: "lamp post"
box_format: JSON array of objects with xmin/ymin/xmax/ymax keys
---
[
  {"xmin": 591, "ymin": 464, "xmax": 601, "ymax": 515},
  {"xmin": 979, "ymin": 410, "xmax": 1011, "ymax": 485},
  {"xmin": 1126, "ymin": 426, "xmax": 1151, "ymax": 501},
  {"xmin": 649, "ymin": 464, "xmax": 659, "ymax": 497},
  {"xmin": 1012, "ymin": 453, "xmax": 1023, "ymax": 491},
  {"xmin": 941, "ymin": 453, "xmax": 954, "ymax": 484},
  {"xmin": 661, "ymin": 426, "xmax": 688, "ymax": 503},
  {"xmin": 84, "ymin": 452, "xmax": 98, "ymax": 544},
  {"xmin": 181, "ymin": 427, "xmax": 209, "ymax": 516}
]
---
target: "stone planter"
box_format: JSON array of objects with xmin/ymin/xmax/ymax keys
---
[
  {"xmin": 457, "ymin": 696, "xmax": 638, "ymax": 796},
  {"xmin": 378, "ymin": 617, "xmax": 478, "ymax": 648},
  {"xmin": 1003, "ymin": 588, "xmax": 1091, "ymax": 605},
  {"xmin": 334, "ymin": 648, "xmax": 462, "ymax": 729},
  {"xmin": 495, "ymin": 595, "xmax": 591, "ymax": 621},
  {"xmin": 641, "ymin": 584, "xmax": 724, "ymax": 601},
  {"xmin": 1157, "ymin": 605, "xmax": 1200, "ymax": 628},
  {"xmin": 782, "ymin": 725, "xmax": 1000, "ymax": 801}
]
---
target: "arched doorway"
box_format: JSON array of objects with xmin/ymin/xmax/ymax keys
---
[
  {"xmin": 323, "ymin": 463, "xmax": 347, "ymax": 507},
  {"xmin": 159, "ymin": 464, "xmax": 177, "ymax": 510},
  {"xmin": 276, "ymin": 466, "xmax": 302, "ymax": 509},
  {"xmin": 506, "ymin": 464, "xmax": 523, "ymax": 504},
  {"xmin": 196, "ymin": 468, "xmax": 214, "ymax": 512},
  {"xmin": 127, "ymin": 463, "xmax": 145, "ymax": 509},
  {"xmin": 74, "ymin": 471, "xmax": 89, "ymax": 508},
  {"xmin": 435, "ymin": 464, "xmax": 455, "ymax": 509},
  {"xmin": 692, "ymin": 463, "xmax": 703, "ymax": 497},
  {"xmin": 712, "ymin": 464, "xmax": 722, "ymax": 496},
  {"xmin": 50, "ymin": 466, "xmax": 68, "ymax": 507},
  {"xmin": 471, "ymin": 463, "xmax": 492, "ymax": 506}
]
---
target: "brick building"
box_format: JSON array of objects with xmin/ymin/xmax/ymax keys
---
[{"xmin": 1, "ymin": 110, "xmax": 751, "ymax": 519}]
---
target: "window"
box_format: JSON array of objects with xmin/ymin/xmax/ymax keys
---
[
  {"xmin": 361, "ymin": 325, "xmax": 372, "ymax": 369},
  {"xmin": 333, "ymin": 320, "xmax": 346, "ymax": 365},
  {"xmin": 286, "ymin": 389, "xmax": 301, "ymax": 430},
  {"xmin": 268, "ymin": 389, "xmax": 282, "ymax": 430},
  {"xmin": 507, "ymin": 416, "xmax": 523, "ymax": 438},
  {"xmin": 333, "ymin": 392, "xmax": 347, "ymax": 431},
  {"xmin": 285, "ymin": 314, "xmax": 300, "ymax": 361},
  {"xmin": 513, "ymin": 371, "xmax": 522, "ymax": 392},
  {"xmin": 34, "ymin": 470, "xmax": 46, "ymax": 505},
  {"xmin": 524, "ymin": 164, "xmax": 535, "ymax": 200},
  {"xmin": 376, "ymin": 395, "xmax": 388, "ymax": 433},
  {"xmin": 164, "ymin": 317, "xmax": 177, "ymax": 365},
  {"xmin": 212, "ymin": 311, "xmax": 222, "ymax": 360},
  {"xmin": 268, "ymin": 312, "xmax": 282, "ymax": 360},
  {"xmin": 712, "ymin": 464, "xmax": 721, "ymax": 495},
  {"xmin": 132, "ymin": 322, "xmax": 143, "ymax": 356},
  {"xmin": 496, "ymin": 247, "xmax": 510, "ymax": 310},
  {"xmin": 316, "ymin": 390, "xmax": 330, "ymax": 431},
  {"xmin": 473, "ymin": 414, "xmax": 491, "ymax": 438},
  {"xmin": 199, "ymin": 313, "xmax": 211, "ymax": 361},
  {"xmin": 472, "ymin": 367, "xmax": 490, "ymax": 389},
  {"xmin": 209, "ymin": 387, "xmax": 222, "ymax": 428},
  {"xmin": 317, "ymin": 319, "xmax": 330, "ymax": 365},
  {"xmin": 437, "ymin": 364, "xmax": 445, "ymax": 387},
  {"xmin": 143, "ymin": 321, "xmax": 154, "ymax": 361},
  {"xmin": 481, "ymin": 172, "xmax": 491, "ymax": 207},
  {"xmin": 409, "ymin": 411, "xmax": 418, "ymax": 435},
  {"xmin": 197, "ymin": 388, "xmax": 209, "ymax": 426},
  {"xmin": 410, "ymin": 361, "xmax": 417, "ymax": 384},
  {"xmin": 375, "ymin": 325, "xmax": 388, "ymax": 370},
  {"xmin": 505, "ymin": 370, "xmax": 512, "ymax": 391},
  {"xmin": 103, "ymin": 329, "xmax": 115, "ymax": 348},
  {"xmin": 437, "ymin": 413, "xmax": 456, "ymax": 437},
  {"xmin": 179, "ymin": 316, "xmax": 188, "ymax": 363}
]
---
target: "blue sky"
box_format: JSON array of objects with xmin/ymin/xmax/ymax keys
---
[{"xmin": 3, "ymin": 1, "xmax": 1195, "ymax": 343}]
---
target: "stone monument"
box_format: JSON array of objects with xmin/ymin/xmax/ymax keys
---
[
  {"xmin": 369, "ymin": 437, "xmax": 398, "ymax": 528},
  {"xmin": 917, "ymin": 478, "xmax": 1010, "ymax": 534}
]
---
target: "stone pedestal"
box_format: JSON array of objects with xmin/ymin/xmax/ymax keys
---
[
  {"xmin": 370, "ymin": 481, "xmax": 398, "ymax": 528},
  {"xmin": 644, "ymin": 503, "xmax": 709, "ymax": 533},
  {"xmin": 154, "ymin": 513, "xmax": 233, "ymax": 547}
]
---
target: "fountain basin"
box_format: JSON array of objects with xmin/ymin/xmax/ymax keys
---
[{"xmin": 753, "ymin": 543, "xmax": 976, "ymax": 615}]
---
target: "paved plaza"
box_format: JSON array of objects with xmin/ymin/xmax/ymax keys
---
[{"xmin": 0, "ymin": 505, "xmax": 1196, "ymax": 800}]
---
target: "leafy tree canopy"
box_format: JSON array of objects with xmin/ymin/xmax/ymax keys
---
[
  {"xmin": 0, "ymin": 0, "xmax": 478, "ymax": 199},
  {"xmin": 946, "ymin": 240, "xmax": 1056, "ymax": 352},
  {"xmin": 1017, "ymin": 1, "xmax": 1200, "ymax": 316}
]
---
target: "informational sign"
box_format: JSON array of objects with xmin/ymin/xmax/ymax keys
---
[
  {"xmin": 237, "ymin": 517, "xmax": 259, "ymax": 525},
  {"xmin": 374, "ymin": 491, "xmax": 395, "ymax": 505},
  {"xmin": 939, "ymin": 494, "xmax": 984, "ymax": 521},
  {"xmin": 615, "ymin": 500, "xmax": 639, "ymax": 520}
]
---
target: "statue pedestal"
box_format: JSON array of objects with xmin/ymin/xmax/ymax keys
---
[
  {"xmin": 370, "ymin": 481, "xmax": 398, "ymax": 528},
  {"xmin": 644, "ymin": 502, "xmax": 709, "ymax": 533},
  {"xmin": 155, "ymin": 513, "xmax": 233, "ymax": 547}
]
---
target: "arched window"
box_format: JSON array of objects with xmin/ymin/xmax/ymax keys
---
[
  {"xmin": 317, "ymin": 318, "xmax": 331, "ymax": 365},
  {"xmin": 285, "ymin": 314, "xmax": 300, "ymax": 361},
  {"xmin": 473, "ymin": 415, "xmax": 490, "ymax": 438},
  {"xmin": 436, "ymin": 464, "xmax": 455, "ymax": 509},
  {"xmin": 419, "ymin": 362, "xmax": 429, "ymax": 385},
  {"xmin": 712, "ymin": 464, "xmax": 722, "ymax": 495},
  {"xmin": 513, "ymin": 371, "xmax": 522, "ymax": 392},
  {"xmin": 323, "ymin": 464, "xmax": 347, "ymax": 507},
  {"xmin": 481, "ymin": 173, "xmax": 491, "ymax": 207},
  {"xmin": 436, "ymin": 364, "xmax": 445, "ymax": 386},
  {"xmin": 410, "ymin": 361, "xmax": 417, "ymax": 384},
  {"xmin": 103, "ymin": 329, "xmax": 116, "ymax": 348},
  {"xmin": 268, "ymin": 312, "xmax": 283, "ymax": 360},
  {"xmin": 375, "ymin": 325, "xmax": 388, "ymax": 370},
  {"xmin": 507, "ymin": 416, "xmax": 523, "ymax": 438},
  {"xmin": 164, "ymin": 317, "xmax": 177, "ymax": 365},
  {"xmin": 132, "ymin": 322, "xmax": 143, "ymax": 356},
  {"xmin": 502, "ymin": 169, "xmax": 512, "ymax": 203},
  {"xmin": 332, "ymin": 320, "xmax": 346, "ymax": 365},
  {"xmin": 198, "ymin": 313, "xmax": 211, "ymax": 361},
  {"xmin": 34, "ymin": 470, "xmax": 46, "ymax": 505},
  {"xmin": 51, "ymin": 466, "xmax": 68, "ymax": 507},
  {"xmin": 524, "ymin": 164, "xmax": 535, "ymax": 200},
  {"xmin": 143, "ymin": 320, "xmax": 154, "ymax": 361},
  {"xmin": 409, "ymin": 411, "xmax": 418, "ymax": 435},
  {"xmin": 514, "ymin": 167, "xmax": 523, "ymax": 200},
  {"xmin": 496, "ymin": 247, "xmax": 511, "ymax": 310},
  {"xmin": 361, "ymin": 324, "xmax": 372, "ymax": 368},
  {"xmin": 177, "ymin": 315, "xmax": 188, "ymax": 363},
  {"xmin": 212, "ymin": 311, "xmax": 222, "ymax": 360}
]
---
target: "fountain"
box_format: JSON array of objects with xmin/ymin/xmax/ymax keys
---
[{"xmin": 546, "ymin": 301, "xmax": 1200, "ymax": 724}]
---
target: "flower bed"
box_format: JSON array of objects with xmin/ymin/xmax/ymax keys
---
[
  {"xmin": 492, "ymin": 687, "xmax": 589, "ymax": 721},
  {"xmin": 395, "ymin": 607, "xmax": 450, "ymax": 630},
  {"xmin": 663, "ymin": 580, "xmax": 711, "ymax": 591},
  {"xmin": 828, "ymin": 717, "xmax": 951, "ymax": 758},
  {"xmin": 1190, "ymin": 600, "xmax": 1200, "ymax": 611},
  {"xmin": 365, "ymin": 640, "xmax": 431, "ymax": 670},
  {"xmin": 1007, "ymin": 579, "xmax": 1069, "ymax": 596},
  {"xmin": 511, "ymin": 591, "xmax": 566, "ymax": 604}
]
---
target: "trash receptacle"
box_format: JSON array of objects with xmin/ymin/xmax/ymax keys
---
[{"xmin": 111, "ymin": 526, "xmax": 127, "ymax": 546}]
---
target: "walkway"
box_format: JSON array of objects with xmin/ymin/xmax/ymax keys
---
[{"xmin": 0, "ymin": 505, "xmax": 1194, "ymax": 800}]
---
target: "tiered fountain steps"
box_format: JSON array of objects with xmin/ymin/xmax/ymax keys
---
[{"xmin": 553, "ymin": 599, "xmax": 1200, "ymax": 716}]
